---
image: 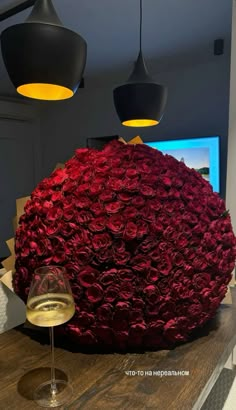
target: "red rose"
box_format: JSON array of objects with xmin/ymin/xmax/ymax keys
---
[
  {"xmin": 126, "ymin": 168, "xmax": 138, "ymax": 178},
  {"xmin": 86, "ymin": 284, "xmax": 103, "ymax": 303},
  {"xmin": 107, "ymin": 215, "xmax": 125, "ymax": 235},
  {"xmin": 47, "ymin": 206, "xmax": 63, "ymax": 221},
  {"xmin": 158, "ymin": 242, "xmax": 169, "ymax": 252},
  {"xmin": 131, "ymin": 196, "xmax": 145, "ymax": 208},
  {"xmin": 123, "ymin": 221, "xmax": 138, "ymax": 241},
  {"xmin": 175, "ymin": 234, "xmax": 188, "ymax": 248},
  {"xmin": 76, "ymin": 211, "xmax": 92, "ymax": 225},
  {"xmin": 149, "ymin": 199, "xmax": 162, "ymax": 212},
  {"xmin": 51, "ymin": 168, "xmax": 68, "ymax": 185},
  {"xmin": 96, "ymin": 304, "xmax": 113, "ymax": 322},
  {"xmin": 66, "ymin": 262, "xmax": 80, "ymax": 277},
  {"xmin": 92, "ymin": 233, "xmax": 112, "ymax": 251},
  {"xmin": 140, "ymin": 207, "xmax": 155, "ymax": 222},
  {"xmin": 89, "ymin": 183, "xmax": 103, "ymax": 196},
  {"xmin": 172, "ymin": 252, "xmax": 185, "ymax": 268},
  {"xmin": 172, "ymin": 282, "xmax": 194, "ymax": 299},
  {"xmin": 222, "ymin": 233, "xmax": 236, "ymax": 248},
  {"xmin": 139, "ymin": 236, "xmax": 157, "ymax": 253},
  {"xmin": 138, "ymin": 162, "xmax": 151, "ymax": 174},
  {"xmin": 112, "ymin": 239, "xmax": 126, "ymax": 253},
  {"xmin": 95, "ymin": 248, "xmax": 113, "ymax": 263},
  {"xmin": 111, "ymin": 168, "xmax": 125, "ymax": 178},
  {"xmin": 130, "ymin": 309, "xmax": 144, "ymax": 323},
  {"xmin": 118, "ymin": 269, "xmax": 135, "ymax": 281},
  {"xmin": 105, "ymin": 201, "xmax": 123, "ymax": 214},
  {"xmin": 192, "ymin": 273, "xmax": 211, "ymax": 290},
  {"xmin": 77, "ymin": 312, "xmax": 95, "ymax": 327},
  {"xmin": 78, "ymin": 330, "xmax": 97, "ymax": 345},
  {"xmin": 89, "ymin": 217, "xmax": 106, "ymax": 232},
  {"xmin": 136, "ymin": 221, "xmax": 149, "ymax": 238},
  {"xmin": 83, "ymin": 170, "xmax": 93, "ymax": 183},
  {"xmin": 99, "ymin": 190, "xmax": 115, "ymax": 202},
  {"xmin": 76, "ymin": 247, "xmax": 93, "ymax": 265},
  {"xmin": 119, "ymin": 283, "xmax": 134, "ymax": 300},
  {"xmin": 164, "ymin": 319, "xmax": 185, "ymax": 342},
  {"xmin": 147, "ymin": 267, "xmax": 160, "ymax": 282},
  {"xmin": 131, "ymin": 255, "xmax": 151, "ymax": 273},
  {"xmin": 129, "ymin": 322, "xmax": 146, "ymax": 344},
  {"xmin": 143, "ymin": 285, "xmax": 159, "ymax": 304},
  {"xmin": 68, "ymin": 324, "xmax": 81, "ymax": 337},
  {"xmin": 78, "ymin": 266, "xmax": 99, "ymax": 287},
  {"xmin": 104, "ymin": 285, "xmax": 120, "ymax": 303},
  {"xmin": 156, "ymin": 186, "xmax": 168, "ymax": 199},
  {"xmin": 113, "ymin": 251, "xmax": 131, "ymax": 265},
  {"xmin": 163, "ymin": 226, "xmax": 177, "ymax": 241},
  {"xmin": 100, "ymin": 269, "xmax": 117, "ymax": 286},
  {"xmin": 63, "ymin": 197, "xmax": 74, "ymax": 211},
  {"xmin": 51, "ymin": 191, "xmax": 63, "ymax": 202},
  {"xmin": 158, "ymin": 279, "xmax": 170, "ymax": 295},
  {"xmin": 114, "ymin": 301, "xmax": 130, "ymax": 320},
  {"xmin": 69, "ymin": 229, "xmax": 90, "ymax": 247},
  {"xmin": 162, "ymin": 176, "xmax": 172, "ymax": 187},
  {"xmin": 153, "ymin": 220, "xmax": 164, "ymax": 234},
  {"xmin": 123, "ymin": 177, "xmax": 139, "ymax": 192},
  {"xmin": 117, "ymin": 192, "xmax": 134, "ymax": 202},
  {"xmin": 205, "ymin": 252, "xmax": 218, "ymax": 265},
  {"xmin": 62, "ymin": 180, "xmax": 77, "ymax": 193},
  {"xmin": 90, "ymin": 202, "xmax": 105, "ymax": 216},
  {"xmin": 75, "ymin": 147, "xmax": 89, "ymax": 157},
  {"xmin": 168, "ymin": 188, "xmax": 181, "ymax": 199},
  {"xmin": 188, "ymin": 303, "xmax": 203, "ymax": 317},
  {"xmin": 183, "ymin": 248, "xmax": 195, "ymax": 261},
  {"xmin": 63, "ymin": 208, "xmax": 75, "ymax": 221},
  {"xmin": 141, "ymin": 174, "xmax": 158, "ymax": 185},
  {"xmin": 158, "ymin": 254, "xmax": 172, "ymax": 276},
  {"xmin": 107, "ymin": 177, "xmax": 123, "ymax": 192},
  {"xmin": 76, "ymin": 196, "xmax": 92, "ymax": 209},
  {"xmin": 123, "ymin": 206, "xmax": 139, "ymax": 219},
  {"xmin": 132, "ymin": 297, "xmax": 145, "ymax": 309}
]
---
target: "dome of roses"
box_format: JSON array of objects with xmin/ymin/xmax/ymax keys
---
[{"xmin": 14, "ymin": 140, "xmax": 236, "ymax": 350}]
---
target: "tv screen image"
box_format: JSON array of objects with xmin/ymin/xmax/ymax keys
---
[{"xmin": 146, "ymin": 136, "xmax": 220, "ymax": 193}]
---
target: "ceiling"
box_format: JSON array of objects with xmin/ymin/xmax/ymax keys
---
[{"xmin": 0, "ymin": 0, "xmax": 233, "ymax": 96}]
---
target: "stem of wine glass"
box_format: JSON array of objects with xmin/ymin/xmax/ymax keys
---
[{"xmin": 50, "ymin": 326, "xmax": 57, "ymax": 396}]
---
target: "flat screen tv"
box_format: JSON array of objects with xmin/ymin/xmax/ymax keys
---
[{"xmin": 146, "ymin": 136, "xmax": 220, "ymax": 193}]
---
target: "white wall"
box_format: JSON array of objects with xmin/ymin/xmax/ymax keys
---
[
  {"xmin": 227, "ymin": 0, "xmax": 236, "ymax": 234},
  {"xmin": 40, "ymin": 56, "xmax": 230, "ymax": 179}
]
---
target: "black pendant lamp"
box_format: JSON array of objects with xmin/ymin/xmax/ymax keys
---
[
  {"xmin": 113, "ymin": 0, "xmax": 167, "ymax": 127},
  {"xmin": 1, "ymin": 0, "xmax": 87, "ymax": 101}
]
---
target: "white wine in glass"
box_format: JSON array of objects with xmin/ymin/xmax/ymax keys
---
[{"xmin": 26, "ymin": 265, "xmax": 75, "ymax": 408}]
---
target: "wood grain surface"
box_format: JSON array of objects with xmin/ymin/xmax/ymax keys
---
[{"xmin": 1, "ymin": 289, "xmax": 236, "ymax": 410}]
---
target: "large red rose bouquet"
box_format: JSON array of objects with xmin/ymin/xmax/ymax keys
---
[{"xmin": 14, "ymin": 140, "xmax": 236, "ymax": 350}]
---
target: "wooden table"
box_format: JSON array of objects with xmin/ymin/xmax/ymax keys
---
[{"xmin": 1, "ymin": 289, "xmax": 236, "ymax": 410}]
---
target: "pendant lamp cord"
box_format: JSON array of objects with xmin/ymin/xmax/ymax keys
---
[{"xmin": 139, "ymin": 0, "xmax": 142, "ymax": 53}]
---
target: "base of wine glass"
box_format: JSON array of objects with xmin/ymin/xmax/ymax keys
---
[{"xmin": 34, "ymin": 379, "xmax": 73, "ymax": 408}]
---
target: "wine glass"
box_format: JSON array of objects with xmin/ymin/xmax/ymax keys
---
[{"xmin": 26, "ymin": 265, "xmax": 75, "ymax": 408}]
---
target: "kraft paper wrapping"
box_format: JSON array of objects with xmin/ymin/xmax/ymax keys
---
[
  {"xmin": 127, "ymin": 135, "xmax": 144, "ymax": 145},
  {"xmin": 16, "ymin": 196, "xmax": 30, "ymax": 219},
  {"xmin": 118, "ymin": 136, "xmax": 144, "ymax": 145},
  {"xmin": 53, "ymin": 162, "xmax": 65, "ymax": 171},
  {"xmin": 2, "ymin": 196, "xmax": 29, "ymax": 283}
]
